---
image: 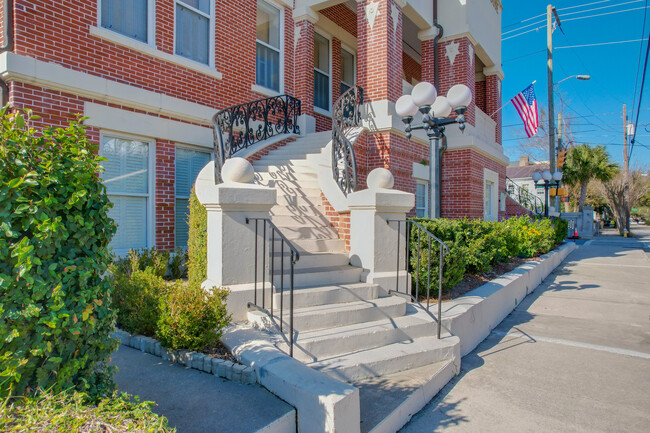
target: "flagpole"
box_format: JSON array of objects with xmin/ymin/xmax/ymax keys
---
[{"xmin": 489, "ymin": 80, "xmax": 537, "ymax": 118}]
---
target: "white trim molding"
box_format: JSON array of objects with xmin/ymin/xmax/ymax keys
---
[{"xmin": 0, "ymin": 52, "xmax": 217, "ymax": 125}]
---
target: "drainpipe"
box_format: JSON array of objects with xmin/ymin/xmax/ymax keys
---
[
  {"xmin": 432, "ymin": 0, "xmax": 445, "ymax": 218},
  {"xmin": 0, "ymin": 0, "xmax": 14, "ymax": 107}
]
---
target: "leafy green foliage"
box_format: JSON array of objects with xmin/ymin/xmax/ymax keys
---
[
  {"xmin": 0, "ymin": 109, "xmax": 118, "ymax": 398},
  {"xmin": 156, "ymin": 283, "xmax": 230, "ymax": 351},
  {"xmin": 409, "ymin": 216, "xmax": 565, "ymax": 298},
  {"xmin": 187, "ymin": 188, "xmax": 207, "ymax": 287},
  {"xmin": 562, "ymin": 144, "xmax": 618, "ymax": 210},
  {"xmin": 0, "ymin": 390, "xmax": 175, "ymax": 432},
  {"xmin": 112, "ymin": 268, "xmax": 168, "ymax": 336}
]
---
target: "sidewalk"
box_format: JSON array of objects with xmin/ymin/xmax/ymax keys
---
[
  {"xmin": 110, "ymin": 346, "xmax": 295, "ymax": 433},
  {"xmin": 402, "ymin": 227, "xmax": 650, "ymax": 432}
]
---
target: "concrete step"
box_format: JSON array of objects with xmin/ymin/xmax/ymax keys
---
[
  {"xmin": 254, "ymin": 164, "xmax": 317, "ymax": 175},
  {"xmin": 290, "ymin": 296, "xmax": 406, "ymax": 332},
  {"xmin": 309, "ymin": 335, "xmax": 459, "ymax": 383},
  {"xmin": 292, "ymin": 237, "xmax": 346, "ymax": 253},
  {"xmin": 273, "ymin": 225, "xmax": 339, "ymax": 241},
  {"xmin": 254, "ymin": 159, "xmax": 314, "ymax": 168},
  {"xmin": 270, "ymin": 264, "xmax": 362, "ymax": 287},
  {"xmin": 254, "ymin": 170, "xmax": 318, "ymax": 182},
  {"xmin": 293, "ymin": 306, "xmax": 436, "ymax": 362},
  {"xmin": 270, "ymin": 251, "xmax": 350, "ymax": 270},
  {"xmin": 259, "ymin": 147, "xmax": 325, "ymax": 158},
  {"xmin": 356, "ymin": 359, "xmax": 457, "ymax": 433},
  {"xmin": 270, "ymin": 213, "xmax": 331, "ymax": 228},
  {"xmin": 275, "ymin": 194, "xmax": 322, "ymax": 208},
  {"xmin": 270, "ymin": 205, "xmax": 324, "ymax": 217},
  {"xmin": 257, "ymin": 178, "xmax": 321, "ymax": 189},
  {"xmin": 271, "ymin": 282, "xmax": 382, "ymax": 310}
]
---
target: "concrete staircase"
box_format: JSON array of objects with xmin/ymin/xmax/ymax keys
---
[{"xmin": 251, "ymin": 131, "xmax": 460, "ymax": 432}]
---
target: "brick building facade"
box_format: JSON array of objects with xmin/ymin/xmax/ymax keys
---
[{"xmin": 0, "ymin": 0, "xmax": 507, "ymax": 254}]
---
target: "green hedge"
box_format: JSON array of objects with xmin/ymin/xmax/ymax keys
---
[
  {"xmin": 0, "ymin": 109, "xmax": 117, "ymax": 398},
  {"xmin": 187, "ymin": 188, "xmax": 207, "ymax": 287},
  {"xmin": 409, "ymin": 216, "xmax": 567, "ymax": 298}
]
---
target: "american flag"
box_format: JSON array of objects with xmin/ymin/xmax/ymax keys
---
[{"xmin": 511, "ymin": 84, "xmax": 539, "ymax": 137}]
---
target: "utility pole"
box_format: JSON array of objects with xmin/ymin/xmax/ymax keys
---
[
  {"xmin": 547, "ymin": 4, "xmax": 561, "ymax": 213},
  {"xmin": 557, "ymin": 112, "xmax": 563, "ymax": 211},
  {"xmin": 623, "ymin": 105, "xmax": 629, "ymax": 234}
]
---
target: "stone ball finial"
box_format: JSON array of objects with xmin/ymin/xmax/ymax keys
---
[
  {"xmin": 221, "ymin": 157, "xmax": 255, "ymax": 183},
  {"xmin": 366, "ymin": 168, "xmax": 394, "ymax": 190}
]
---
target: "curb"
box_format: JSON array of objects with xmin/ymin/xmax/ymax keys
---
[{"xmin": 111, "ymin": 329, "xmax": 257, "ymax": 386}]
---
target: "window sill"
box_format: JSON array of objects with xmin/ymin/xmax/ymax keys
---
[
  {"xmin": 251, "ymin": 84, "xmax": 281, "ymax": 98},
  {"xmin": 314, "ymin": 106, "xmax": 332, "ymax": 118},
  {"xmin": 89, "ymin": 26, "xmax": 223, "ymax": 80}
]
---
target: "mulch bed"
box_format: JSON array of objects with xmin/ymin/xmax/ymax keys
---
[{"xmin": 202, "ymin": 340, "xmax": 237, "ymax": 363}]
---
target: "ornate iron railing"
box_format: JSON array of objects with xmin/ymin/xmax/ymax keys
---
[
  {"xmin": 505, "ymin": 176, "xmax": 544, "ymax": 215},
  {"xmin": 389, "ymin": 219, "xmax": 450, "ymax": 339},
  {"xmin": 212, "ymin": 95, "xmax": 301, "ymax": 183},
  {"xmin": 331, "ymin": 85, "xmax": 363, "ymax": 195},
  {"xmin": 246, "ymin": 218, "xmax": 300, "ymax": 358}
]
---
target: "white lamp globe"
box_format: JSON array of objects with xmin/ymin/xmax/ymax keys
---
[
  {"xmin": 446, "ymin": 84, "xmax": 472, "ymax": 108},
  {"xmin": 395, "ymin": 94, "xmax": 419, "ymax": 117},
  {"xmin": 553, "ymin": 171, "xmax": 563, "ymax": 181},
  {"xmin": 411, "ymin": 82, "xmax": 438, "ymax": 107},
  {"xmin": 532, "ymin": 172, "xmax": 542, "ymax": 182},
  {"xmin": 430, "ymin": 96, "xmax": 452, "ymax": 118},
  {"xmin": 542, "ymin": 170, "xmax": 552, "ymax": 181}
]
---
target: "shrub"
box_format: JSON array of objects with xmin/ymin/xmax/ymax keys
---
[
  {"xmin": 0, "ymin": 109, "xmax": 117, "ymax": 398},
  {"xmin": 187, "ymin": 188, "xmax": 207, "ymax": 287},
  {"xmin": 112, "ymin": 268, "xmax": 168, "ymax": 336},
  {"xmin": 168, "ymin": 248, "xmax": 188, "ymax": 280},
  {"xmin": 156, "ymin": 282, "xmax": 230, "ymax": 351},
  {"xmin": 113, "ymin": 248, "xmax": 168, "ymax": 279},
  {"xmin": 0, "ymin": 390, "xmax": 175, "ymax": 432}
]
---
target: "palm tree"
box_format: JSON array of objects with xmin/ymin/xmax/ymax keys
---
[{"xmin": 562, "ymin": 144, "xmax": 618, "ymax": 211}]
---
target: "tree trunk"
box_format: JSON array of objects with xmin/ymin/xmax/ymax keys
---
[{"xmin": 579, "ymin": 182, "xmax": 589, "ymax": 211}]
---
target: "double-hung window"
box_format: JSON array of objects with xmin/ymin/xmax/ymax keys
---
[
  {"xmin": 340, "ymin": 47, "xmax": 355, "ymax": 95},
  {"xmin": 175, "ymin": 0, "xmax": 212, "ymax": 65},
  {"xmin": 256, "ymin": 1, "xmax": 282, "ymax": 92},
  {"xmin": 175, "ymin": 147, "xmax": 211, "ymax": 249},
  {"xmin": 100, "ymin": 135, "xmax": 152, "ymax": 255},
  {"xmin": 101, "ymin": 0, "xmax": 151, "ymax": 43},
  {"xmin": 314, "ymin": 33, "xmax": 330, "ymax": 112},
  {"xmin": 415, "ymin": 182, "xmax": 429, "ymax": 217}
]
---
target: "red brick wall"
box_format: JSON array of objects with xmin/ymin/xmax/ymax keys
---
[
  {"xmin": 295, "ymin": 19, "xmax": 315, "ymax": 117},
  {"xmin": 475, "ymin": 79, "xmax": 486, "ymax": 113},
  {"xmin": 322, "ymin": 193, "xmax": 351, "ymax": 251},
  {"xmin": 505, "ymin": 195, "xmax": 531, "ymax": 218},
  {"xmin": 320, "ymin": 4, "xmax": 357, "ymax": 38},
  {"xmin": 440, "ymin": 148, "xmax": 505, "ymax": 219},
  {"xmin": 403, "ymin": 52, "xmax": 421, "ymax": 85},
  {"xmin": 155, "ymin": 140, "xmax": 175, "ymax": 251},
  {"xmin": 437, "ymin": 38, "xmax": 475, "ymax": 126},
  {"xmin": 486, "ymin": 74, "xmax": 502, "ymax": 144},
  {"xmin": 11, "ymin": 0, "xmax": 301, "ymax": 112}
]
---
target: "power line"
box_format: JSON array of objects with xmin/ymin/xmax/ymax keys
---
[
  {"xmin": 630, "ymin": 23, "xmax": 650, "ymax": 159},
  {"xmin": 502, "ymin": 19, "xmax": 547, "ymax": 35},
  {"xmin": 631, "ymin": 0, "xmax": 648, "ymax": 125},
  {"xmin": 556, "ymin": 38, "xmax": 648, "ymax": 49},
  {"xmin": 502, "ymin": 12, "xmax": 547, "ymax": 30},
  {"xmin": 556, "ymin": 0, "xmax": 614, "ymax": 12},
  {"xmin": 503, "ymin": 27, "xmax": 545, "ymax": 41},
  {"xmin": 562, "ymin": 6, "xmax": 650, "ymax": 23},
  {"xmin": 503, "ymin": 49, "xmax": 545, "ymax": 64},
  {"xmin": 561, "ymin": 0, "xmax": 643, "ymax": 18}
]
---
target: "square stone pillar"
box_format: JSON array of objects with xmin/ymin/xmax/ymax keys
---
[
  {"xmin": 195, "ymin": 159, "xmax": 276, "ymax": 321},
  {"xmin": 356, "ymin": 0, "xmax": 403, "ymax": 103},
  {"xmin": 348, "ymin": 169, "xmax": 414, "ymax": 292},
  {"xmin": 294, "ymin": 17, "xmax": 316, "ymax": 134}
]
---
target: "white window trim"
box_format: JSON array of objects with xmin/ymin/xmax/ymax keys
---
[
  {"xmin": 100, "ymin": 130, "xmax": 156, "ymax": 255},
  {"xmin": 90, "ymin": 26, "xmax": 223, "ymax": 79},
  {"xmin": 313, "ymin": 29, "xmax": 332, "ymax": 115},
  {"xmin": 254, "ymin": 0, "xmax": 285, "ymax": 95},
  {"xmin": 483, "ymin": 168, "xmax": 499, "ymax": 222},
  {"xmin": 415, "ymin": 180, "xmax": 429, "ymax": 217},
  {"xmin": 173, "ymin": 0, "xmax": 216, "ymax": 68},
  {"xmin": 340, "ymin": 44, "xmax": 356, "ymax": 92},
  {"xmin": 97, "ymin": 0, "xmax": 156, "ymax": 46}
]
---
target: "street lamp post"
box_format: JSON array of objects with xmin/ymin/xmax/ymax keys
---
[
  {"xmin": 532, "ymin": 170, "xmax": 563, "ymax": 217},
  {"xmin": 395, "ymin": 82, "xmax": 472, "ymax": 218}
]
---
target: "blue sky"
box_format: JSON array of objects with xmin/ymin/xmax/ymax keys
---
[{"xmin": 500, "ymin": 0, "xmax": 650, "ymax": 168}]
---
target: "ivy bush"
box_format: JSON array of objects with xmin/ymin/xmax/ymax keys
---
[
  {"xmin": 409, "ymin": 216, "xmax": 567, "ymax": 299},
  {"xmin": 187, "ymin": 187, "xmax": 207, "ymax": 287},
  {"xmin": 156, "ymin": 283, "xmax": 230, "ymax": 351},
  {"xmin": 0, "ymin": 109, "xmax": 117, "ymax": 398}
]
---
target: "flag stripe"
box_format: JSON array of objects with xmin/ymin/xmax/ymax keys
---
[{"xmin": 510, "ymin": 84, "xmax": 539, "ymax": 138}]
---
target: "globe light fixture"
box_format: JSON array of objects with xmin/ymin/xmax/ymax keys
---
[
  {"xmin": 396, "ymin": 81, "xmax": 472, "ymax": 218},
  {"xmin": 533, "ymin": 169, "xmax": 563, "ymax": 217}
]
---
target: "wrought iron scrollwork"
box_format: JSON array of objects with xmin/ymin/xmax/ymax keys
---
[
  {"xmin": 212, "ymin": 94, "xmax": 301, "ymax": 183},
  {"xmin": 332, "ymin": 85, "xmax": 363, "ymax": 195},
  {"xmin": 505, "ymin": 176, "xmax": 544, "ymax": 214}
]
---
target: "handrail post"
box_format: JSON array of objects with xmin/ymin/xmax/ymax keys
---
[{"xmin": 438, "ymin": 244, "xmax": 444, "ymax": 339}]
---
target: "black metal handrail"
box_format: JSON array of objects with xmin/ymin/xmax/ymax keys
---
[
  {"xmin": 505, "ymin": 176, "xmax": 544, "ymax": 214},
  {"xmin": 246, "ymin": 218, "xmax": 300, "ymax": 357},
  {"xmin": 212, "ymin": 95, "xmax": 301, "ymax": 183},
  {"xmin": 331, "ymin": 85, "xmax": 363, "ymax": 195},
  {"xmin": 389, "ymin": 219, "xmax": 449, "ymax": 339}
]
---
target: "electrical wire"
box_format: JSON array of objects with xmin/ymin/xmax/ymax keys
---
[
  {"xmin": 502, "ymin": 19, "xmax": 547, "ymax": 35},
  {"xmin": 556, "ymin": 0, "xmax": 613, "ymax": 12},
  {"xmin": 560, "ymin": 0, "xmax": 643, "ymax": 18},
  {"xmin": 502, "ymin": 49, "xmax": 546, "ymax": 64},
  {"xmin": 556, "ymin": 38, "xmax": 648, "ymax": 49},
  {"xmin": 562, "ymin": 6, "xmax": 650, "ymax": 24},
  {"xmin": 502, "ymin": 12, "xmax": 547, "ymax": 30},
  {"xmin": 631, "ymin": 0, "xmax": 648, "ymax": 128},
  {"xmin": 630, "ymin": 24, "xmax": 650, "ymax": 159}
]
